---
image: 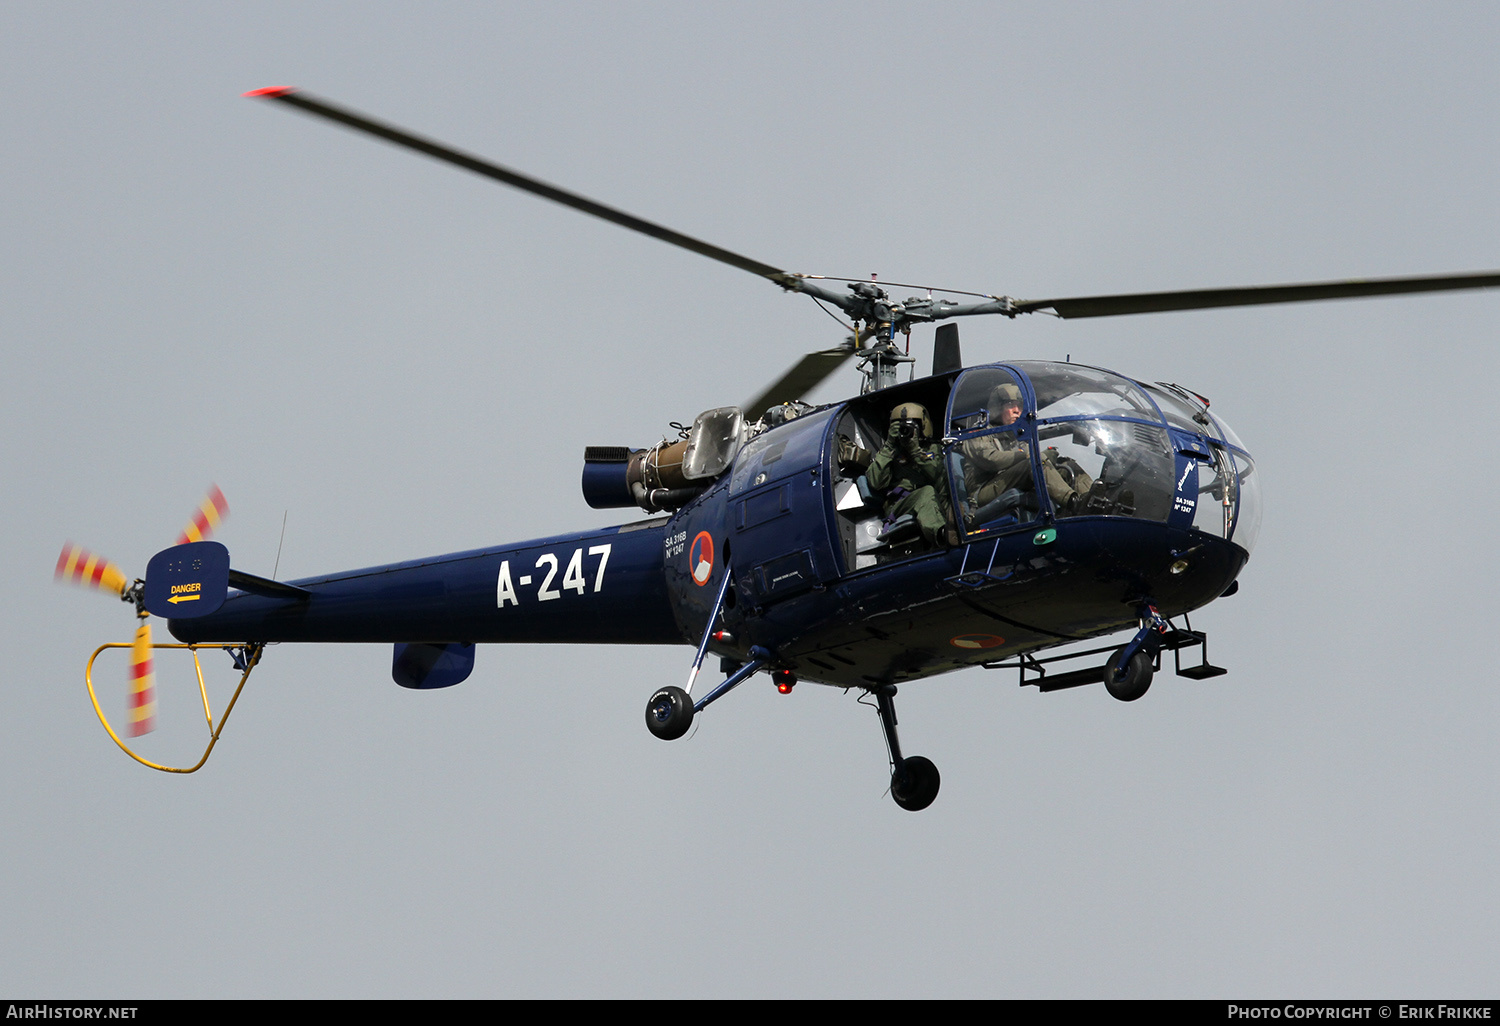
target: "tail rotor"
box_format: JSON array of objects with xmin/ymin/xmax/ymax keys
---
[
  {"xmin": 55, "ymin": 543, "xmax": 130, "ymax": 599},
  {"xmin": 56, "ymin": 486, "xmax": 231, "ymax": 737},
  {"xmin": 128, "ymin": 618, "xmax": 156, "ymax": 736},
  {"xmin": 176, "ymin": 485, "xmax": 228, "ymax": 545}
]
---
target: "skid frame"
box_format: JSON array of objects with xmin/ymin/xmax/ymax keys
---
[
  {"xmin": 85, "ymin": 641, "xmax": 264, "ymax": 773},
  {"xmin": 985, "ymin": 614, "xmax": 1225, "ymax": 692}
]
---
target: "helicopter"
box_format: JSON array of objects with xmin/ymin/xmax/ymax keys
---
[{"xmin": 55, "ymin": 87, "xmax": 1500, "ymax": 810}]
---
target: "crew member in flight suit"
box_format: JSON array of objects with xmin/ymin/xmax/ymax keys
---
[
  {"xmin": 962, "ymin": 383, "xmax": 1095, "ymax": 524},
  {"xmin": 867, "ymin": 402, "xmax": 957, "ymax": 547}
]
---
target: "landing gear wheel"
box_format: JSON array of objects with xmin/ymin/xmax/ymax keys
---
[
  {"xmin": 645, "ymin": 686, "xmax": 694, "ymax": 740},
  {"xmin": 890, "ymin": 755, "xmax": 941, "ymax": 812},
  {"xmin": 1104, "ymin": 645, "xmax": 1154, "ymax": 702}
]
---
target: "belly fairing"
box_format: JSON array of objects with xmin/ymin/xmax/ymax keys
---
[{"xmin": 724, "ymin": 517, "xmax": 1247, "ymax": 688}]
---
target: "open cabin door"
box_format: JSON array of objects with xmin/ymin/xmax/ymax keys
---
[{"xmin": 826, "ymin": 373, "xmax": 965, "ymax": 570}]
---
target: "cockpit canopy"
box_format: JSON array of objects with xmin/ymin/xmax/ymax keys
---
[{"xmin": 948, "ymin": 362, "xmax": 1260, "ymax": 553}]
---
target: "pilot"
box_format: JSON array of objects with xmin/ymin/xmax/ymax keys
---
[
  {"xmin": 963, "ymin": 383, "xmax": 1094, "ymax": 522},
  {"xmin": 867, "ymin": 402, "xmax": 958, "ymax": 547}
]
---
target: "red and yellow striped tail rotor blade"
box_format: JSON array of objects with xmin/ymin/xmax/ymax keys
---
[
  {"xmin": 55, "ymin": 543, "xmax": 129, "ymax": 597},
  {"xmin": 128, "ymin": 619, "xmax": 157, "ymax": 737},
  {"xmin": 176, "ymin": 485, "xmax": 229, "ymax": 545}
]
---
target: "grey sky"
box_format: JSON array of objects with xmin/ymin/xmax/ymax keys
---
[{"xmin": 4, "ymin": 1, "xmax": 1497, "ymax": 997}]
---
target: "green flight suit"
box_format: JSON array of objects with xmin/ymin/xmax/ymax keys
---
[
  {"xmin": 961, "ymin": 430, "xmax": 1095, "ymax": 520},
  {"xmin": 962, "ymin": 430, "xmax": 1034, "ymax": 507},
  {"xmin": 867, "ymin": 437, "xmax": 950, "ymax": 544}
]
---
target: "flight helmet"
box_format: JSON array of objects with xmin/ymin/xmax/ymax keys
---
[{"xmin": 889, "ymin": 402, "xmax": 934, "ymax": 442}]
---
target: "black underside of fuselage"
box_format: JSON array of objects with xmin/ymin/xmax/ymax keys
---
[{"xmin": 724, "ymin": 516, "xmax": 1247, "ymax": 689}]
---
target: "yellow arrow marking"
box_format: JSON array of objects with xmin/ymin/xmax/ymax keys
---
[{"xmin": 167, "ymin": 594, "xmax": 201, "ymax": 605}]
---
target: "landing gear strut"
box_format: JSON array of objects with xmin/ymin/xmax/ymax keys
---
[
  {"xmin": 871, "ymin": 684, "xmax": 941, "ymax": 812},
  {"xmin": 644, "ymin": 642, "xmax": 771, "ymax": 741},
  {"xmin": 1104, "ymin": 603, "xmax": 1169, "ymax": 702}
]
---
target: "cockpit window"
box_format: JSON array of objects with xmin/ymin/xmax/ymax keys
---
[
  {"xmin": 953, "ymin": 424, "xmax": 1042, "ymax": 531},
  {"xmin": 1142, "ymin": 383, "xmax": 1209, "ymax": 436},
  {"xmin": 1021, "ymin": 363, "xmax": 1161, "ymax": 422},
  {"xmin": 943, "ymin": 362, "xmax": 1258, "ymax": 552},
  {"xmin": 1146, "ymin": 382, "xmax": 1251, "ymax": 456},
  {"xmin": 1209, "ymin": 410, "xmax": 1250, "ymax": 455},
  {"xmin": 947, "ymin": 367, "xmax": 1025, "ymax": 435},
  {"xmin": 948, "ymin": 368, "xmax": 1042, "ymax": 532},
  {"xmin": 1034, "ymin": 417, "xmax": 1175, "ymax": 521},
  {"xmin": 1227, "ymin": 449, "xmax": 1262, "ymax": 551},
  {"xmin": 1009, "ymin": 364, "xmax": 1173, "ymax": 524},
  {"xmin": 1190, "ymin": 442, "xmax": 1236, "ymax": 538},
  {"xmin": 1142, "ymin": 383, "xmax": 1259, "ymax": 552}
]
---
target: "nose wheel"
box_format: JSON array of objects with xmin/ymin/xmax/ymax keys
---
[{"xmin": 1104, "ymin": 644, "xmax": 1154, "ymax": 702}]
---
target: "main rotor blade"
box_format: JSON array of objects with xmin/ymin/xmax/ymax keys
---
[
  {"xmin": 245, "ymin": 87, "xmax": 795, "ymax": 285},
  {"xmin": 743, "ymin": 345, "xmax": 857, "ymax": 421},
  {"xmin": 1015, "ymin": 271, "xmax": 1500, "ymax": 319}
]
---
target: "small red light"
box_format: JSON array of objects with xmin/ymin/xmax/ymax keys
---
[{"xmin": 777, "ymin": 683, "xmax": 793, "ymax": 695}]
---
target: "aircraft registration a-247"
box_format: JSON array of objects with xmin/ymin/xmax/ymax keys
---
[{"xmin": 55, "ymin": 88, "xmax": 1500, "ymax": 810}]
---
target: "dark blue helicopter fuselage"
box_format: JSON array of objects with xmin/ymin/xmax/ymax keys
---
[{"xmin": 171, "ymin": 362, "xmax": 1254, "ymax": 689}]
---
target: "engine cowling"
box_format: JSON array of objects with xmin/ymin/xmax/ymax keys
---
[
  {"xmin": 582, "ymin": 407, "xmax": 746, "ymax": 512},
  {"xmin": 582, "ymin": 441, "xmax": 700, "ymax": 512}
]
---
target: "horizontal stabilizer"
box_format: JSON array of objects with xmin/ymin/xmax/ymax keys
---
[{"xmin": 227, "ymin": 569, "xmax": 312, "ymax": 601}]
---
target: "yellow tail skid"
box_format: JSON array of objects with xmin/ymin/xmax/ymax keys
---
[{"xmin": 85, "ymin": 641, "xmax": 264, "ymax": 773}]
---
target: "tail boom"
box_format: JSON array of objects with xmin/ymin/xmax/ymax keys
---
[{"xmin": 168, "ymin": 521, "xmax": 681, "ymax": 646}]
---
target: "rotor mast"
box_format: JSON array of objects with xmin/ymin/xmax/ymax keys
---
[{"xmin": 784, "ymin": 277, "xmax": 1028, "ymax": 393}]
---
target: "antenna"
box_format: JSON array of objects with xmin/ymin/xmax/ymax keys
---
[{"xmin": 272, "ymin": 511, "xmax": 288, "ymax": 580}]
